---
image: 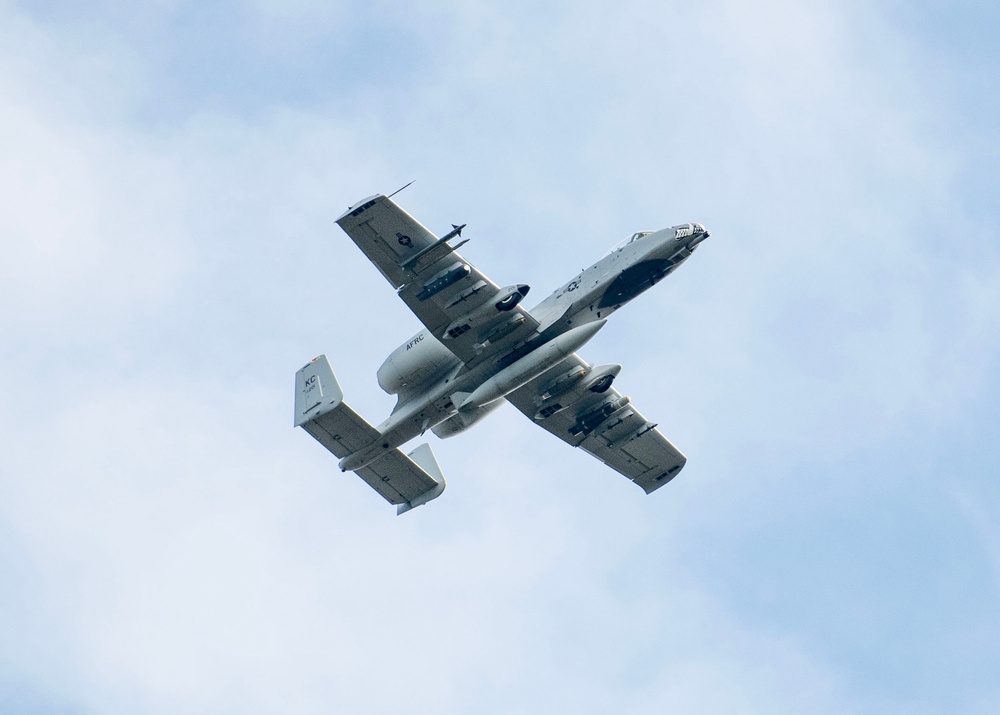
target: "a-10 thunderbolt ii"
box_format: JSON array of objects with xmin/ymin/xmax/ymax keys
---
[{"xmin": 295, "ymin": 192, "xmax": 709, "ymax": 514}]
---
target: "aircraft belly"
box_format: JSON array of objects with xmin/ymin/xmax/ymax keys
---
[{"xmin": 597, "ymin": 259, "xmax": 674, "ymax": 309}]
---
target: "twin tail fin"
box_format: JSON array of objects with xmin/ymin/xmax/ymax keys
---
[{"xmin": 295, "ymin": 355, "xmax": 446, "ymax": 515}]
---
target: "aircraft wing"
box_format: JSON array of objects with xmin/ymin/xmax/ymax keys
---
[
  {"xmin": 336, "ymin": 194, "xmax": 539, "ymax": 366},
  {"xmin": 506, "ymin": 354, "xmax": 687, "ymax": 493}
]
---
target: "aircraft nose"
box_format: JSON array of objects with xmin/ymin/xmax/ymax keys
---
[{"xmin": 687, "ymin": 224, "xmax": 710, "ymax": 248}]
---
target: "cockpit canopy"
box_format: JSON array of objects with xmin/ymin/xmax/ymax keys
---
[{"xmin": 606, "ymin": 230, "xmax": 654, "ymax": 256}]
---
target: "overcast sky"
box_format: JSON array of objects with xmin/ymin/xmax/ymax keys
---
[{"xmin": 2, "ymin": 1, "xmax": 999, "ymax": 713}]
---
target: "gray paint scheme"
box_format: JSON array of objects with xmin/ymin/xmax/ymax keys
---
[{"xmin": 295, "ymin": 193, "xmax": 709, "ymax": 513}]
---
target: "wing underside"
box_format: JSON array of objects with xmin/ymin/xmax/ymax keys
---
[
  {"xmin": 336, "ymin": 194, "xmax": 538, "ymax": 367},
  {"xmin": 506, "ymin": 354, "xmax": 687, "ymax": 493}
]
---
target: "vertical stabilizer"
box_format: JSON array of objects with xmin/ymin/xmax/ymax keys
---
[
  {"xmin": 396, "ymin": 443, "xmax": 447, "ymax": 515},
  {"xmin": 295, "ymin": 355, "xmax": 345, "ymax": 427}
]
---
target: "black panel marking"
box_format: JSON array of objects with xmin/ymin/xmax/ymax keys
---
[{"xmin": 597, "ymin": 259, "xmax": 674, "ymax": 309}]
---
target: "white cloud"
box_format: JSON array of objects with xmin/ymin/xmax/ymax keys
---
[
  {"xmin": 0, "ymin": 58, "xmax": 188, "ymax": 347},
  {"xmin": 1, "ymin": 0, "xmax": 998, "ymax": 713}
]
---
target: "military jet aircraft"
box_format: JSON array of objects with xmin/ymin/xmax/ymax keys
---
[{"xmin": 295, "ymin": 192, "xmax": 709, "ymax": 514}]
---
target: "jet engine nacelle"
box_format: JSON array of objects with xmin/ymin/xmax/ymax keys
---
[
  {"xmin": 377, "ymin": 330, "xmax": 459, "ymax": 396},
  {"xmin": 431, "ymin": 399, "xmax": 506, "ymax": 438},
  {"xmin": 443, "ymin": 284, "xmax": 530, "ymax": 339}
]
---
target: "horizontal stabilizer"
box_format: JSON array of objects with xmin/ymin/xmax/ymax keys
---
[
  {"xmin": 295, "ymin": 355, "xmax": 378, "ymax": 456},
  {"xmin": 295, "ymin": 355, "xmax": 446, "ymax": 514}
]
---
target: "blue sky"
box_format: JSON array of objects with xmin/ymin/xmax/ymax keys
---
[{"xmin": 2, "ymin": 0, "xmax": 999, "ymax": 713}]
